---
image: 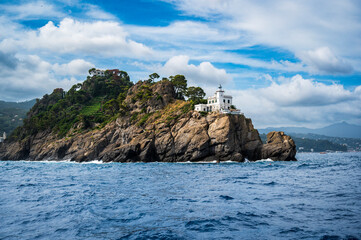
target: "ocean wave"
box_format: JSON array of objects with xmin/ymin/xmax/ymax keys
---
[
  {"xmin": 255, "ymin": 158, "xmax": 274, "ymax": 162},
  {"xmin": 1, "ymin": 152, "xmax": 360, "ymax": 240},
  {"xmin": 178, "ymin": 160, "xmax": 218, "ymax": 164},
  {"xmin": 14, "ymin": 159, "xmax": 107, "ymax": 164},
  {"xmin": 179, "ymin": 160, "xmax": 242, "ymax": 164}
]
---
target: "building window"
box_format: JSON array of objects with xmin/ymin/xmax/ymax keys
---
[
  {"xmin": 223, "ymin": 99, "xmax": 225, "ymax": 103},
  {"xmin": 228, "ymin": 100, "xmax": 230, "ymax": 103}
]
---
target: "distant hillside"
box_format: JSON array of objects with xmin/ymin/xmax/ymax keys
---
[
  {"xmin": 259, "ymin": 122, "xmax": 361, "ymax": 139},
  {"xmin": 0, "ymin": 99, "xmax": 36, "ymax": 110},
  {"xmin": 0, "ymin": 99, "xmax": 36, "ymax": 135},
  {"xmin": 260, "ymin": 134, "xmax": 349, "ymax": 152},
  {"xmin": 277, "ymin": 132, "xmax": 361, "ymax": 152}
]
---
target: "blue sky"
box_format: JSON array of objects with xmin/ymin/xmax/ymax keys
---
[{"xmin": 0, "ymin": 0, "xmax": 360, "ymax": 128}]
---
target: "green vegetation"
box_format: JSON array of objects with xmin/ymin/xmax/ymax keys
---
[
  {"xmin": 148, "ymin": 73, "xmax": 160, "ymax": 83},
  {"xmin": 0, "ymin": 99, "xmax": 36, "ymax": 135},
  {"xmin": 277, "ymin": 132, "xmax": 361, "ymax": 152},
  {"xmin": 168, "ymin": 74, "xmax": 207, "ymax": 106},
  {"xmin": 138, "ymin": 113, "xmax": 152, "ymax": 126},
  {"xmin": 185, "ymin": 86, "xmax": 206, "ymax": 104},
  {"xmin": 155, "ymin": 101, "xmax": 193, "ymax": 127},
  {"xmin": 199, "ymin": 111, "xmax": 208, "ymax": 117},
  {"xmin": 10, "ymin": 70, "xmax": 133, "ymax": 140},
  {"xmin": 7, "ymin": 70, "xmax": 208, "ymax": 142},
  {"xmin": 80, "ymin": 97, "xmax": 102, "ymax": 116},
  {"xmin": 170, "ymin": 75, "xmax": 187, "ymax": 100}
]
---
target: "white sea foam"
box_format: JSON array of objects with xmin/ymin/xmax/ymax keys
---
[
  {"xmin": 16, "ymin": 159, "xmax": 107, "ymax": 164},
  {"xmin": 179, "ymin": 160, "xmax": 240, "ymax": 164},
  {"xmin": 18, "ymin": 159, "xmax": 71, "ymax": 163},
  {"xmin": 178, "ymin": 160, "xmax": 218, "ymax": 164},
  {"xmin": 255, "ymin": 158, "xmax": 274, "ymax": 162},
  {"xmin": 81, "ymin": 160, "xmax": 105, "ymax": 164}
]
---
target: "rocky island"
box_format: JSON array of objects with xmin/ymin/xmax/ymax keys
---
[{"xmin": 0, "ymin": 69, "xmax": 296, "ymax": 162}]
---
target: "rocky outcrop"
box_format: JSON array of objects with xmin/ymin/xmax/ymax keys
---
[
  {"xmin": 261, "ymin": 131, "xmax": 297, "ymax": 161},
  {"xmin": 0, "ymin": 81, "xmax": 297, "ymax": 162}
]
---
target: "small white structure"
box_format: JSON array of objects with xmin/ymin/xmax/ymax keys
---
[
  {"xmin": 89, "ymin": 69, "xmax": 105, "ymax": 77},
  {"xmin": 194, "ymin": 85, "xmax": 242, "ymax": 115},
  {"xmin": 0, "ymin": 132, "xmax": 6, "ymax": 143}
]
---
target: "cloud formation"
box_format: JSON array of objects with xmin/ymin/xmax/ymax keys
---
[
  {"xmin": 228, "ymin": 75, "xmax": 361, "ymax": 128},
  {"xmin": 1, "ymin": 0, "xmax": 64, "ymax": 20},
  {"xmin": 84, "ymin": 4, "xmax": 117, "ymax": 20},
  {"xmin": 160, "ymin": 55, "xmax": 232, "ymax": 86},
  {"xmin": 0, "ymin": 55, "xmax": 91, "ymax": 101},
  {"xmin": 52, "ymin": 59, "xmax": 95, "ymax": 76},
  {"xmin": 1, "ymin": 18, "xmax": 153, "ymax": 58},
  {"xmin": 167, "ymin": 0, "xmax": 361, "ymax": 74},
  {"xmin": 0, "ymin": 51, "xmax": 18, "ymax": 69},
  {"xmin": 300, "ymin": 47, "xmax": 353, "ymax": 74}
]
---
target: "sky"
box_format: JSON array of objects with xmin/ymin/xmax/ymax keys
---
[{"xmin": 0, "ymin": 0, "xmax": 360, "ymax": 128}]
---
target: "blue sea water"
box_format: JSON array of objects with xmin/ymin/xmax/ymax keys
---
[{"xmin": 0, "ymin": 153, "xmax": 360, "ymax": 240}]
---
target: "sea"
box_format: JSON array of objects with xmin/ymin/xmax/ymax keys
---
[{"xmin": 0, "ymin": 152, "xmax": 360, "ymax": 240}]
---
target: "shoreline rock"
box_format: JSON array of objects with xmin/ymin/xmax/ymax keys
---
[
  {"xmin": 261, "ymin": 131, "xmax": 297, "ymax": 161},
  {"xmin": 0, "ymin": 113, "xmax": 296, "ymax": 162}
]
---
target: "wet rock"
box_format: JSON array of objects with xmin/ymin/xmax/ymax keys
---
[{"xmin": 261, "ymin": 131, "xmax": 297, "ymax": 161}]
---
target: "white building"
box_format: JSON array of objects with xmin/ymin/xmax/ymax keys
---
[
  {"xmin": 0, "ymin": 132, "xmax": 6, "ymax": 143},
  {"xmin": 89, "ymin": 69, "xmax": 105, "ymax": 77},
  {"xmin": 194, "ymin": 85, "xmax": 242, "ymax": 114}
]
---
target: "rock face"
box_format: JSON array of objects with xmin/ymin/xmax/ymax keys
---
[
  {"xmin": 0, "ymin": 81, "xmax": 296, "ymax": 162},
  {"xmin": 261, "ymin": 131, "xmax": 297, "ymax": 161}
]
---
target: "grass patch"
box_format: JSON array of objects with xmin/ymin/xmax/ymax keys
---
[
  {"xmin": 80, "ymin": 97, "xmax": 102, "ymax": 116},
  {"xmin": 199, "ymin": 111, "xmax": 208, "ymax": 117}
]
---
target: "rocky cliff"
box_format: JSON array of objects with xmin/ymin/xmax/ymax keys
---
[{"xmin": 0, "ymin": 80, "xmax": 296, "ymax": 162}]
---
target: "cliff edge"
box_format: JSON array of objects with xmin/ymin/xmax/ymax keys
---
[{"xmin": 0, "ymin": 78, "xmax": 296, "ymax": 162}]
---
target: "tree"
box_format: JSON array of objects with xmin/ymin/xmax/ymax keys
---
[
  {"xmin": 103, "ymin": 99, "xmax": 119, "ymax": 115},
  {"xmin": 149, "ymin": 73, "xmax": 160, "ymax": 82},
  {"xmin": 169, "ymin": 75, "xmax": 187, "ymax": 99},
  {"xmin": 185, "ymin": 86, "xmax": 206, "ymax": 104},
  {"xmin": 88, "ymin": 68, "xmax": 96, "ymax": 75}
]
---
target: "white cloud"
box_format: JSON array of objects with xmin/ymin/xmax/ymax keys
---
[
  {"xmin": 84, "ymin": 4, "xmax": 117, "ymax": 20},
  {"xmin": 129, "ymin": 21, "xmax": 243, "ymax": 48},
  {"xmin": 227, "ymin": 74, "xmax": 361, "ymax": 128},
  {"xmin": 52, "ymin": 59, "xmax": 95, "ymax": 76},
  {"xmin": 0, "ymin": 55, "xmax": 85, "ymax": 101},
  {"xmin": 194, "ymin": 51, "xmax": 308, "ymax": 73},
  {"xmin": 159, "ymin": 55, "xmax": 232, "ymax": 86},
  {"xmin": 260, "ymin": 75, "xmax": 354, "ymax": 106},
  {"xmin": 299, "ymin": 47, "xmax": 353, "ymax": 74},
  {"xmin": 167, "ymin": 0, "xmax": 361, "ymax": 74},
  {"xmin": 1, "ymin": 1, "xmax": 64, "ymax": 20},
  {"xmin": 0, "ymin": 51, "xmax": 18, "ymax": 69},
  {"xmin": 1, "ymin": 18, "xmax": 153, "ymax": 59}
]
